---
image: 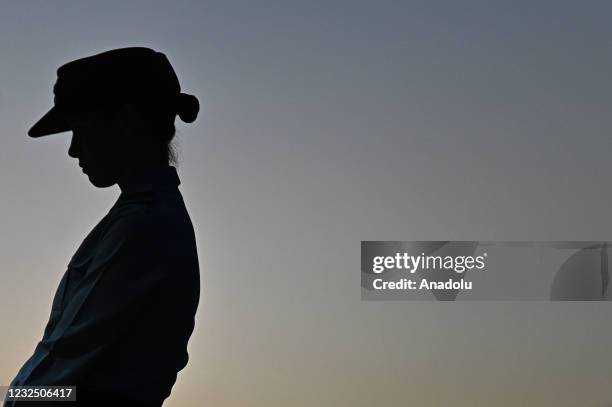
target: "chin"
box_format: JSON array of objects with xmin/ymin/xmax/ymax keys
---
[{"xmin": 86, "ymin": 173, "xmax": 116, "ymax": 188}]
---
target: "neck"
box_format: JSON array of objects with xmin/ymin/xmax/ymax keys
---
[{"xmin": 117, "ymin": 162, "xmax": 169, "ymax": 192}]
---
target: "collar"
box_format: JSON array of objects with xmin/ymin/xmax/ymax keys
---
[{"xmin": 117, "ymin": 164, "xmax": 181, "ymax": 195}]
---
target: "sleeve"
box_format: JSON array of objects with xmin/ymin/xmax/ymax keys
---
[{"xmin": 22, "ymin": 210, "xmax": 168, "ymax": 386}]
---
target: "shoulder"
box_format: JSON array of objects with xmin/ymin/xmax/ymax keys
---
[
  {"xmin": 103, "ymin": 191, "xmax": 188, "ymax": 253},
  {"xmin": 106, "ymin": 198, "xmax": 154, "ymax": 240},
  {"xmin": 89, "ymin": 195, "xmax": 158, "ymax": 267}
]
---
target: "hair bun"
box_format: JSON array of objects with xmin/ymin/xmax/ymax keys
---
[{"xmin": 176, "ymin": 92, "xmax": 199, "ymax": 123}]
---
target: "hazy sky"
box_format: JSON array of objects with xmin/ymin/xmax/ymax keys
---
[{"xmin": 2, "ymin": 1, "xmax": 612, "ymax": 406}]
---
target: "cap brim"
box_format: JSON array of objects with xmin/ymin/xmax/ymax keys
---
[{"xmin": 28, "ymin": 106, "xmax": 71, "ymax": 138}]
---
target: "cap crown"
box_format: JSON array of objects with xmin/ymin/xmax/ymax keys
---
[{"xmin": 54, "ymin": 47, "xmax": 181, "ymax": 113}]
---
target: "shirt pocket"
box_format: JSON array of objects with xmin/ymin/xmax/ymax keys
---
[
  {"xmin": 64, "ymin": 255, "xmax": 95, "ymax": 308},
  {"xmin": 51, "ymin": 255, "xmax": 94, "ymax": 314}
]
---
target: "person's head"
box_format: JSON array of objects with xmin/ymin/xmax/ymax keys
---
[
  {"xmin": 65, "ymin": 92, "xmax": 198, "ymax": 187},
  {"xmin": 28, "ymin": 47, "xmax": 199, "ymax": 188}
]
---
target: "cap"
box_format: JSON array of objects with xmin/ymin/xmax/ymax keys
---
[{"xmin": 28, "ymin": 47, "xmax": 194, "ymax": 138}]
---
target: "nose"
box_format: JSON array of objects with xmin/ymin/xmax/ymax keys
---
[{"xmin": 68, "ymin": 132, "xmax": 79, "ymax": 158}]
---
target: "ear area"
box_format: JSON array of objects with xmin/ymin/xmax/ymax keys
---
[{"xmin": 115, "ymin": 102, "xmax": 151, "ymax": 142}]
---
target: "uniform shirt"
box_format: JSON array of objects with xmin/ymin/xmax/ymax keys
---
[{"xmin": 4, "ymin": 165, "xmax": 200, "ymax": 406}]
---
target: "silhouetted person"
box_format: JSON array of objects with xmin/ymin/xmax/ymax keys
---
[{"xmin": 4, "ymin": 47, "xmax": 200, "ymax": 407}]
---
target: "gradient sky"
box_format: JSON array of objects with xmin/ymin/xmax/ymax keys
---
[{"xmin": 2, "ymin": 1, "xmax": 612, "ymax": 406}]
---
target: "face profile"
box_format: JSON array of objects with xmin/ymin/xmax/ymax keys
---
[
  {"xmin": 65, "ymin": 102, "xmax": 170, "ymax": 189},
  {"xmin": 66, "ymin": 108, "xmax": 125, "ymax": 188}
]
